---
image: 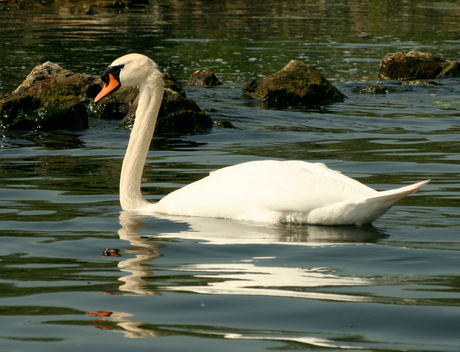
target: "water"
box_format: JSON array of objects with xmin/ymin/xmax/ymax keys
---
[{"xmin": 1, "ymin": 1, "xmax": 460, "ymax": 351}]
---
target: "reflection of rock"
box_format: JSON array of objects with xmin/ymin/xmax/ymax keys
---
[
  {"xmin": 242, "ymin": 60, "xmax": 345, "ymax": 107},
  {"xmin": 187, "ymin": 70, "xmax": 222, "ymax": 87},
  {"xmin": 0, "ymin": 62, "xmax": 97, "ymax": 130},
  {"xmin": 377, "ymin": 51, "xmax": 460, "ymax": 80}
]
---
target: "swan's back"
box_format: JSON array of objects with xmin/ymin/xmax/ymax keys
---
[{"xmin": 149, "ymin": 160, "xmax": 424, "ymax": 225}]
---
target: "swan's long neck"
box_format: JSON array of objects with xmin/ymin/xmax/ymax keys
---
[{"xmin": 120, "ymin": 70, "xmax": 164, "ymax": 210}]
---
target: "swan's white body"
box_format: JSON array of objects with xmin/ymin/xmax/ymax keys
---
[{"xmin": 95, "ymin": 53, "xmax": 428, "ymax": 226}]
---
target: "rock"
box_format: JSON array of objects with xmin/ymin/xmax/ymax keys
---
[
  {"xmin": 1, "ymin": 61, "xmax": 212, "ymax": 134},
  {"xmin": 377, "ymin": 51, "xmax": 460, "ymax": 80},
  {"xmin": 91, "ymin": 86, "xmax": 137, "ymax": 120},
  {"xmin": 400, "ymin": 80, "xmax": 438, "ymax": 86},
  {"xmin": 186, "ymin": 70, "xmax": 222, "ymax": 87},
  {"xmin": 0, "ymin": 94, "xmax": 88, "ymax": 131},
  {"xmin": 213, "ymin": 120, "xmax": 235, "ymax": 129},
  {"xmin": 163, "ymin": 72, "xmax": 186, "ymax": 96},
  {"xmin": 115, "ymin": 73, "xmax": 213, "ymax": 134},
  {"xmin": 12, "ymin": 61, "xmax": 98, "ymax": 98},
  {"xmin": 0, "ymin": 62, "xmax": 97, "ymax": 130},
  {"xmin": 242, "ymin": 60, "xmax": 345, "ymax": 106},
  {"xmin": 361, "ymin": 85, "xmax": 391, "ymax": 94},
  {"xmin": 155, "ymin": 88, "xmax": 213, "ymax": 133}
]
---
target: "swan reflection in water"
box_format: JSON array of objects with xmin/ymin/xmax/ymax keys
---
[
  {"xmin": 117, "ymin": 210, "xmax": 386, "ymax": 298},
  {"xmin": 87, "ymin": 211, "xmax": 387, "ymax": 343}
]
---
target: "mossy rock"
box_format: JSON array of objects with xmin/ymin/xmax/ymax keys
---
[
  {"xmin": 401, "ymin": 80, "xmax": 438, "ymax": 87},
  {"xmin": 156, "ymin": 88, "xmax": 212, "ymax": 133},
  {"xmin": 377, "ymin": 51, "xmax": 460, "ymax": 80},
  {"xmin": 117, "ymin": 87, "xmax": 212, "ymax": 134},
  {"xmin": 360, "ymin": 85, "xmax": 391, "ymax": 94},
  {"xmin": 0, "ymin": 90, "xmax": 88, "ymax": 131},
  {"xmin": 163, "ymin": 72, "xmax": 186, "ymax": 97},
  {"xmin": 0, "ymin": 61, "xmax": 95, "ymax": 131},
  {"xmin": 187, "ymin": 70, "xmax": 222, "ymax": 87},
  {"xmin": 242, "ymin": 60, "xmax": 345, "ymax": 107}
]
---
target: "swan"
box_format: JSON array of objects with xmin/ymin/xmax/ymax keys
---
[{"xmin": 95, "ymin": 53, "xmax": 429, "ymax": 226}]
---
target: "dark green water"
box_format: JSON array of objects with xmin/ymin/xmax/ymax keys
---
[{"xmin": 1, "ymin": 1, "xmax": 460, "ymax": 351}]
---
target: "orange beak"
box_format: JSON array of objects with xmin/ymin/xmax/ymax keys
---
[{"xmin": 94, "ymin": 73, "xmax": 120, "ymax": 103}]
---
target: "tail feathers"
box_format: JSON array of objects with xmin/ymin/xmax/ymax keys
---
[
  {"xmin": 370, "ymin": 179, "xmax": 430, "ymax": 201},
  {"xmin": 307, "ymin": 180, "xmax": 430, "ymax": 226}
]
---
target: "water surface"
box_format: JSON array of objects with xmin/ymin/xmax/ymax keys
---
[{"xmin": 1, "ymin": 1, "xmax": 460, "ymax": 351}]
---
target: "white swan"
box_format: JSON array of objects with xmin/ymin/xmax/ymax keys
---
[{"xmin": 95, "ymin": 53, "xmax": 429, "ymax": 226}]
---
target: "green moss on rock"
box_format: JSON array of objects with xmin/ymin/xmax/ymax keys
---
[
  {"xmin": 1, "ymin": 61, "xmax": 93, "ymax": 131},
  {"xmin": 0, "ymin": 91, "xmax": 87, "ymax": 131},
  {"xmin": 377, "ymin": 51, "xmax": 460, "ymax": 80},
  {"xmin": 242, "ymin": 60, "xmax": 345, "ymax": 106}
]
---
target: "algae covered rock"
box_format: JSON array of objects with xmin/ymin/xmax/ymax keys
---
[
  {"xmin": 377, "ymin": 51, "xmax": 460, "ymax": 80},
  {"xmin": 242, "ymin": 60, "xmax": 345, "ymax": 107},
  {"xmin": 186, "ymin": 70, "xmax": 222, "ymax": 87},
  {"xmin": 0, "ymin": 92, "xmax": 87, "ymax": 130},
  {"xmin": 401, "ymin": 80, "xmax": 437, "ymax": 87},
  {"xmin": 360, "ymin": 85, "xmax": 391, "ymax": 94},
  {"xmin": 156, "ymin": 88, "xmax": 213, "ymax": 133},
  {"xmin": 163, "ymin": 72, "xmax": 186, "ymax": 96},
  {"xmin": 114, "ymin": 73, "xmax": 213, "ymax": 134},
  {"xmin": 1, "ymin": 61, "xmax": 212, "ymax": 134},
  {"xmin": 0, "ymin": 61, "xmax": 98, "ymax": 130}
]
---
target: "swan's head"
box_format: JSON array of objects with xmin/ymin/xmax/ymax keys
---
[{"xmin": 94, "ymin": 53, "xmax": 159, "ymax": 103}]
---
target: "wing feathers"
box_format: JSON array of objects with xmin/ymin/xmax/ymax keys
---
[{"xmin": 152, "ymin": 160, "xmax": 428, "ymax": 225}]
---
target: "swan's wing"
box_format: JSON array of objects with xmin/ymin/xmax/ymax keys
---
[
  {"xmin": 284, "ymin": 160, "xmax": 376, "ymax": 195},
  {"xmin": 153, "ymin": 160, "xmax": 378, "ymax": 221}
]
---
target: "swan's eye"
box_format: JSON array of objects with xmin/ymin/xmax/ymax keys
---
[{"xmin": 101, "ymin": 64, "xmax": 124, "ymax": 85}]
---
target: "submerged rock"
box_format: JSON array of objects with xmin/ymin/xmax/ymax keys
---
[
  {"xmin": 361, "ymin": 85, "xmax": 391, "ymax": 94},
  {"xmin": 377, "ymin": 51, "xmax": 460, "ymax": 80},
  {"xmin": 213, "ymin": 120, "xmax": 235, "ymax": 129},
  {"xmin": 401, "ymin": 80, "xmax": 438, "ymax": 87},
  {"xmin": 0, "ymin": 61, "xmax": 98, "ymax": 130},
  {"xmin": 242, "ymin": 60, "xmax": 345, "ymax": 107},
  {"xmin": 186, "ymin": 70, "xmax": 222, "ymax": 87}
]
